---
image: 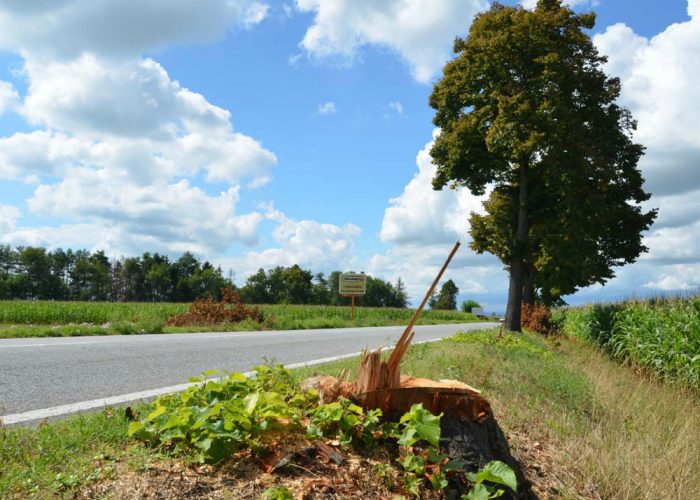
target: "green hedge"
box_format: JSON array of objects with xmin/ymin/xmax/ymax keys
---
[{"xmin": 563, "ymin": 297, "xmax": 700, "ymax": 389}]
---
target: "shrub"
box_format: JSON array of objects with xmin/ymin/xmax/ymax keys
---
[
  {"xmin": 166, "ymin": 288, "xmax": 264, "ymax": 326},
  {"xmin": 521, "ymin": 303, "xmax": 553, "ymax": 335}
]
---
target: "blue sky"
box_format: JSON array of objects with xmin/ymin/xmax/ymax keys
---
[{"xmin": 0, "ymin": 0, "xmax": 698, "ymax": 313}]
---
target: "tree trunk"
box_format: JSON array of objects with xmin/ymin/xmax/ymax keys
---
[
  {"xmin": 505, "ymin": 158, "xmax": 529, "ymax": 332},
  {"xmin": 522, "ymin": 263, "xmax": 536, "ymax": 306}
]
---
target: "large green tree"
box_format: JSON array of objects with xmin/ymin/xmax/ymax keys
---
[
  {"xmin": 429, "ymin": 0, "xmax": 655, "ymax": 331},
  {"xmin": 430, "ymin": 279, "xmax": 459, "ymax": 310}
]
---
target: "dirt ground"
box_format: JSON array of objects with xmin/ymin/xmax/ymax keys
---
[{"xmin": 77, "ymin": 425, "xmax": 588, "ymax": 500}]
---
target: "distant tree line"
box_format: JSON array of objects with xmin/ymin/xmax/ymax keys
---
[
  {"xmin": 237, "ymin": 267, "xmax": 408, "ymax": 307},
  {"xmin": 0, "ymin": 245, "xmax": 409, "ymax": 307}
]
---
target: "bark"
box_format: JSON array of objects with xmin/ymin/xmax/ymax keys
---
[
  {"xmin": 522, "ymin": 263, "xmax": 536, "ymax": 306},
  {"xmin": 443, "ymin": 414, "xmax": 536, "ymax": 499},
  {"xmin": 505, "ymin": 158, "xmax": 530, "ymax": 332}
]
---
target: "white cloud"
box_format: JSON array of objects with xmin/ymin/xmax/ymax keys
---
[
  {"xmin": 380, "ymin": 133, "xmax": 487, "ymax": 245},
  {"xmin": 594, "ymin": 11, "xmax": 700, "ymax": 195},
  {"xmin": 0, "ymin": 131, "xmax": 86, "ymax": 180},
  {"xmin": 0, "ymin": 0, "xmax": 268, "ymax": 59},
  {"xmin": 22, "ymin": 55, "xmax": 232, "ymax": 140},
  {"xmin": 316, "ymin": 101, "xmax": 337, "ymax": 115},
  {"xmin": 0, "ymin": 2, "xmax": 277, "ymax": 256},
  {"xmin": 0, "ymin": 81, "xmax": 19, "ymax": 115},
  {"xmin": 388, "ymin": 101, "xmax": 404, "ymax": 116},
  {"xmin": 370, "ymin": 134, "xmax": 505, "ymax": 308},
  {"xmin": 0, "ymin": 203, "xmax": 21, "ymax": 234},
  {"xmin": 19, "ymin": 170, "xmax": 264, "ymax": 255},
  {"xmin": 639, "ymin": 221, "xmax": 700, "ymax": 266},
  {"xmin": 368, "ymin": 242, "xmax": 503, "ymax": 308},
  {"xmin": 228, "ymin": 207, "xmax": 362, "ymax": 278},
  {"xmin": 295, "ymin": 0, "xmax": 488, "ymax": 83},
  {"xmin": 643, "ymin": 270, "xmax": 700, "ymax": 291}
]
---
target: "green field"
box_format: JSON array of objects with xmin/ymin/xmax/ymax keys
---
[
  {"xmin": 561, "ymin": 296, "xmax": 700, "ymax": 389},
  {"xmin": 0, "ymin": 301, "xmax": 480, "ymax": 338}
]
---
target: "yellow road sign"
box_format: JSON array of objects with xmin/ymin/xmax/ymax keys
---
[{"xmin": 339, "ymin": 273, "xmax": 366, "ymax": 295}]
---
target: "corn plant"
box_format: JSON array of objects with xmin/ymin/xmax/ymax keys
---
[{"xmin": 562, "ymin": 297, "xmax": 700, "ymax": 389}]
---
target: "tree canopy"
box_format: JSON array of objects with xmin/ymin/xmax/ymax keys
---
[
  {"xmin": 430, "ymin": 279, "xmax": 460, "ymax": 310},
  {"xmin": 429, "ymin": 0, "xmax": 656, "ymax": 330},
  {"xmin": 461, "ymin": 299, "xmax": 482, "ymax": 313}
]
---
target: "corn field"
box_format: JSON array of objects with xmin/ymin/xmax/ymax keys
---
[
  {"xmin": 0, "ymin": 301, "xmax": 186, "ymax": 325},
  {"xmin": 563, "ymin": 296, "xmax": 700, "ymax": 389},
  {"xmin": 0, "ymin": 301, "xmax": 476, "ymax": 331}
]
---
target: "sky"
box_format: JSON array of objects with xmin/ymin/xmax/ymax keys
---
[{"xmin": 0, "ymin": 0, "xmax": 698, "ymax": 314}]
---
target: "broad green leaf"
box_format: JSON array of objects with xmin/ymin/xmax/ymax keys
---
[
  {"xmin": 227, "ymin": 372, "xmax": 248, "ymax": 383},
  {"xmin": 463, "ymin": 483, "xmax": 491, "ymax": 500},
  {"xmin": 306, "ymin": 424, "xmax": 322, "ymax": 439},
  {"xmin": 471, "ymin": 461, "xmax": 517, "ymax": 492},
  {"xmin": 347, "ymin": 403, "xmax": 364, "ymax": 415},
  {"xmin": 244, "ymin": 392, "xmax": 260, "ymax": 414},
  {"xmin": 147, "ymin": 406, "xmax": 167, "ymax": 422},
  {"xmin": 427, "ymin": 447, "xmax": 448, "ymax": 463},
  {"xmin": 401, "ymin": 403, "xmax": 442, "ymax": 447},
  {"xmin": 430, "ymin": 471, "xmax": 449, "ymax": 491},
  {"xmin": 444, "ymin": 458, "xmax": 467, "ymax": 471},
  {"xmin": 397, "ymin": 427, "xmax": 418, "ymax": 447},
  {"xmin": 127, "ymin": 421, "xmax": 145, "ymax": 437},
  {"xmin": 196, "ymin": 437, "xmax": 213, "ymax": 451}
]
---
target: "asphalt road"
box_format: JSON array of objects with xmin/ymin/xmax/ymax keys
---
[{"xmin": 0, "ymin": 322, "xmax": 494, "ymax": 421}]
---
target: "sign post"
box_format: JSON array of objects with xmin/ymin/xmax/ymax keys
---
[{"xmin": 339, "ymin": 273, "xmax": 367, "ymax": 320}]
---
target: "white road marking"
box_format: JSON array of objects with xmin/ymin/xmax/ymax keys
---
[
  {"xmin": 0, "ymin": 341, "xmax": 108, "ymax": 349},
  {"xmin": 0, "ymin": 337, "xmax": 448, "ymax": 425}
]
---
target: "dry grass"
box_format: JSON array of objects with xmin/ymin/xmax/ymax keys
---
[
  {"xmin": 297, "ymin": 330, "xmax": 700, "ymax": 499},
  {"xmin": 563, "ymin": 341, "xmax": 700, "ymax": 500}
]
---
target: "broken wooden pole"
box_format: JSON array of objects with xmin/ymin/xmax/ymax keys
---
[{"xmin": 385, "ymin": 240, "xmax": 461, "ymax": 388}]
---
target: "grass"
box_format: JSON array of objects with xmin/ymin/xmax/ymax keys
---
[
  {"xmin": 2, "ymin": 329, "xmax": 697, "ymax": 498},
  {"xmin": 0, "ymin": 301, "xmax": 480, "ymax": 338},
  {"xmin": 0, "ymin": 406, "xmax": 156, "ymax": 497}
]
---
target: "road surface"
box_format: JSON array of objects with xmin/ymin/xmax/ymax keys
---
[{"xmin": 0, "ymin": 322, "xmax": 494, "ymax": 424}]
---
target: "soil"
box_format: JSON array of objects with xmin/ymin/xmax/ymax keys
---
[
  {"xmin": 78, "ymin": 438, "xmax": 424, "ymax": 499},
  {"xmin": 76, "ymin": 424, "xmax": 581, "ymax": 500}
]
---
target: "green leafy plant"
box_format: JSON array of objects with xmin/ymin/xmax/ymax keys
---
[
  {"xmin": 262, "ymin": 486, "xmax": 294, "ymax": 500},
  {"xmin": 128, "ymin": 364, "xmax": 316, "ymax": 464},
  {"xmin": 306, "ymin": 397, "xmax": 382, "ymax": 447},
  {"xmin": 462, "ymin": 460, "xmax": 518, "ymax": 499},
  {"xmin": 398, "ymin": 403, "xmax": 442, "ymax": 448}
]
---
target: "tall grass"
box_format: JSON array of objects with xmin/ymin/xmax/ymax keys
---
[{"xmin": 563, "ymin": 296, "xmax": 700, "ymax": 389}]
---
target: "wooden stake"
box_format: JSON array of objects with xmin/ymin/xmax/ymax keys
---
[{"xmin": 387, "ymin": 240, "xmax": 462, "ymax": 373}]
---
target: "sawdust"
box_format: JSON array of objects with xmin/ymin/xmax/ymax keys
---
[
  {"xmin": 74, "ymin": 423, "xmax": 599, "ymax": 500},
  {"xmin": 77, "ymin": 437, "xmax": 442, "ymax": 500}
]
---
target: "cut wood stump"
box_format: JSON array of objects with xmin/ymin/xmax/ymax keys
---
[{"xmin": 300, "ymin": 241, "xmax": 534, "ymax": 497}]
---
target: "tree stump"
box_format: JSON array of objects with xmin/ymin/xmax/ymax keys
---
[
  {"xmin": 300, "ymin": 242, "xmax": 534, "ymax": 497},
  {"xmin": 441, "ymin": 414, "xmax": 535, "ymax": 499}
]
